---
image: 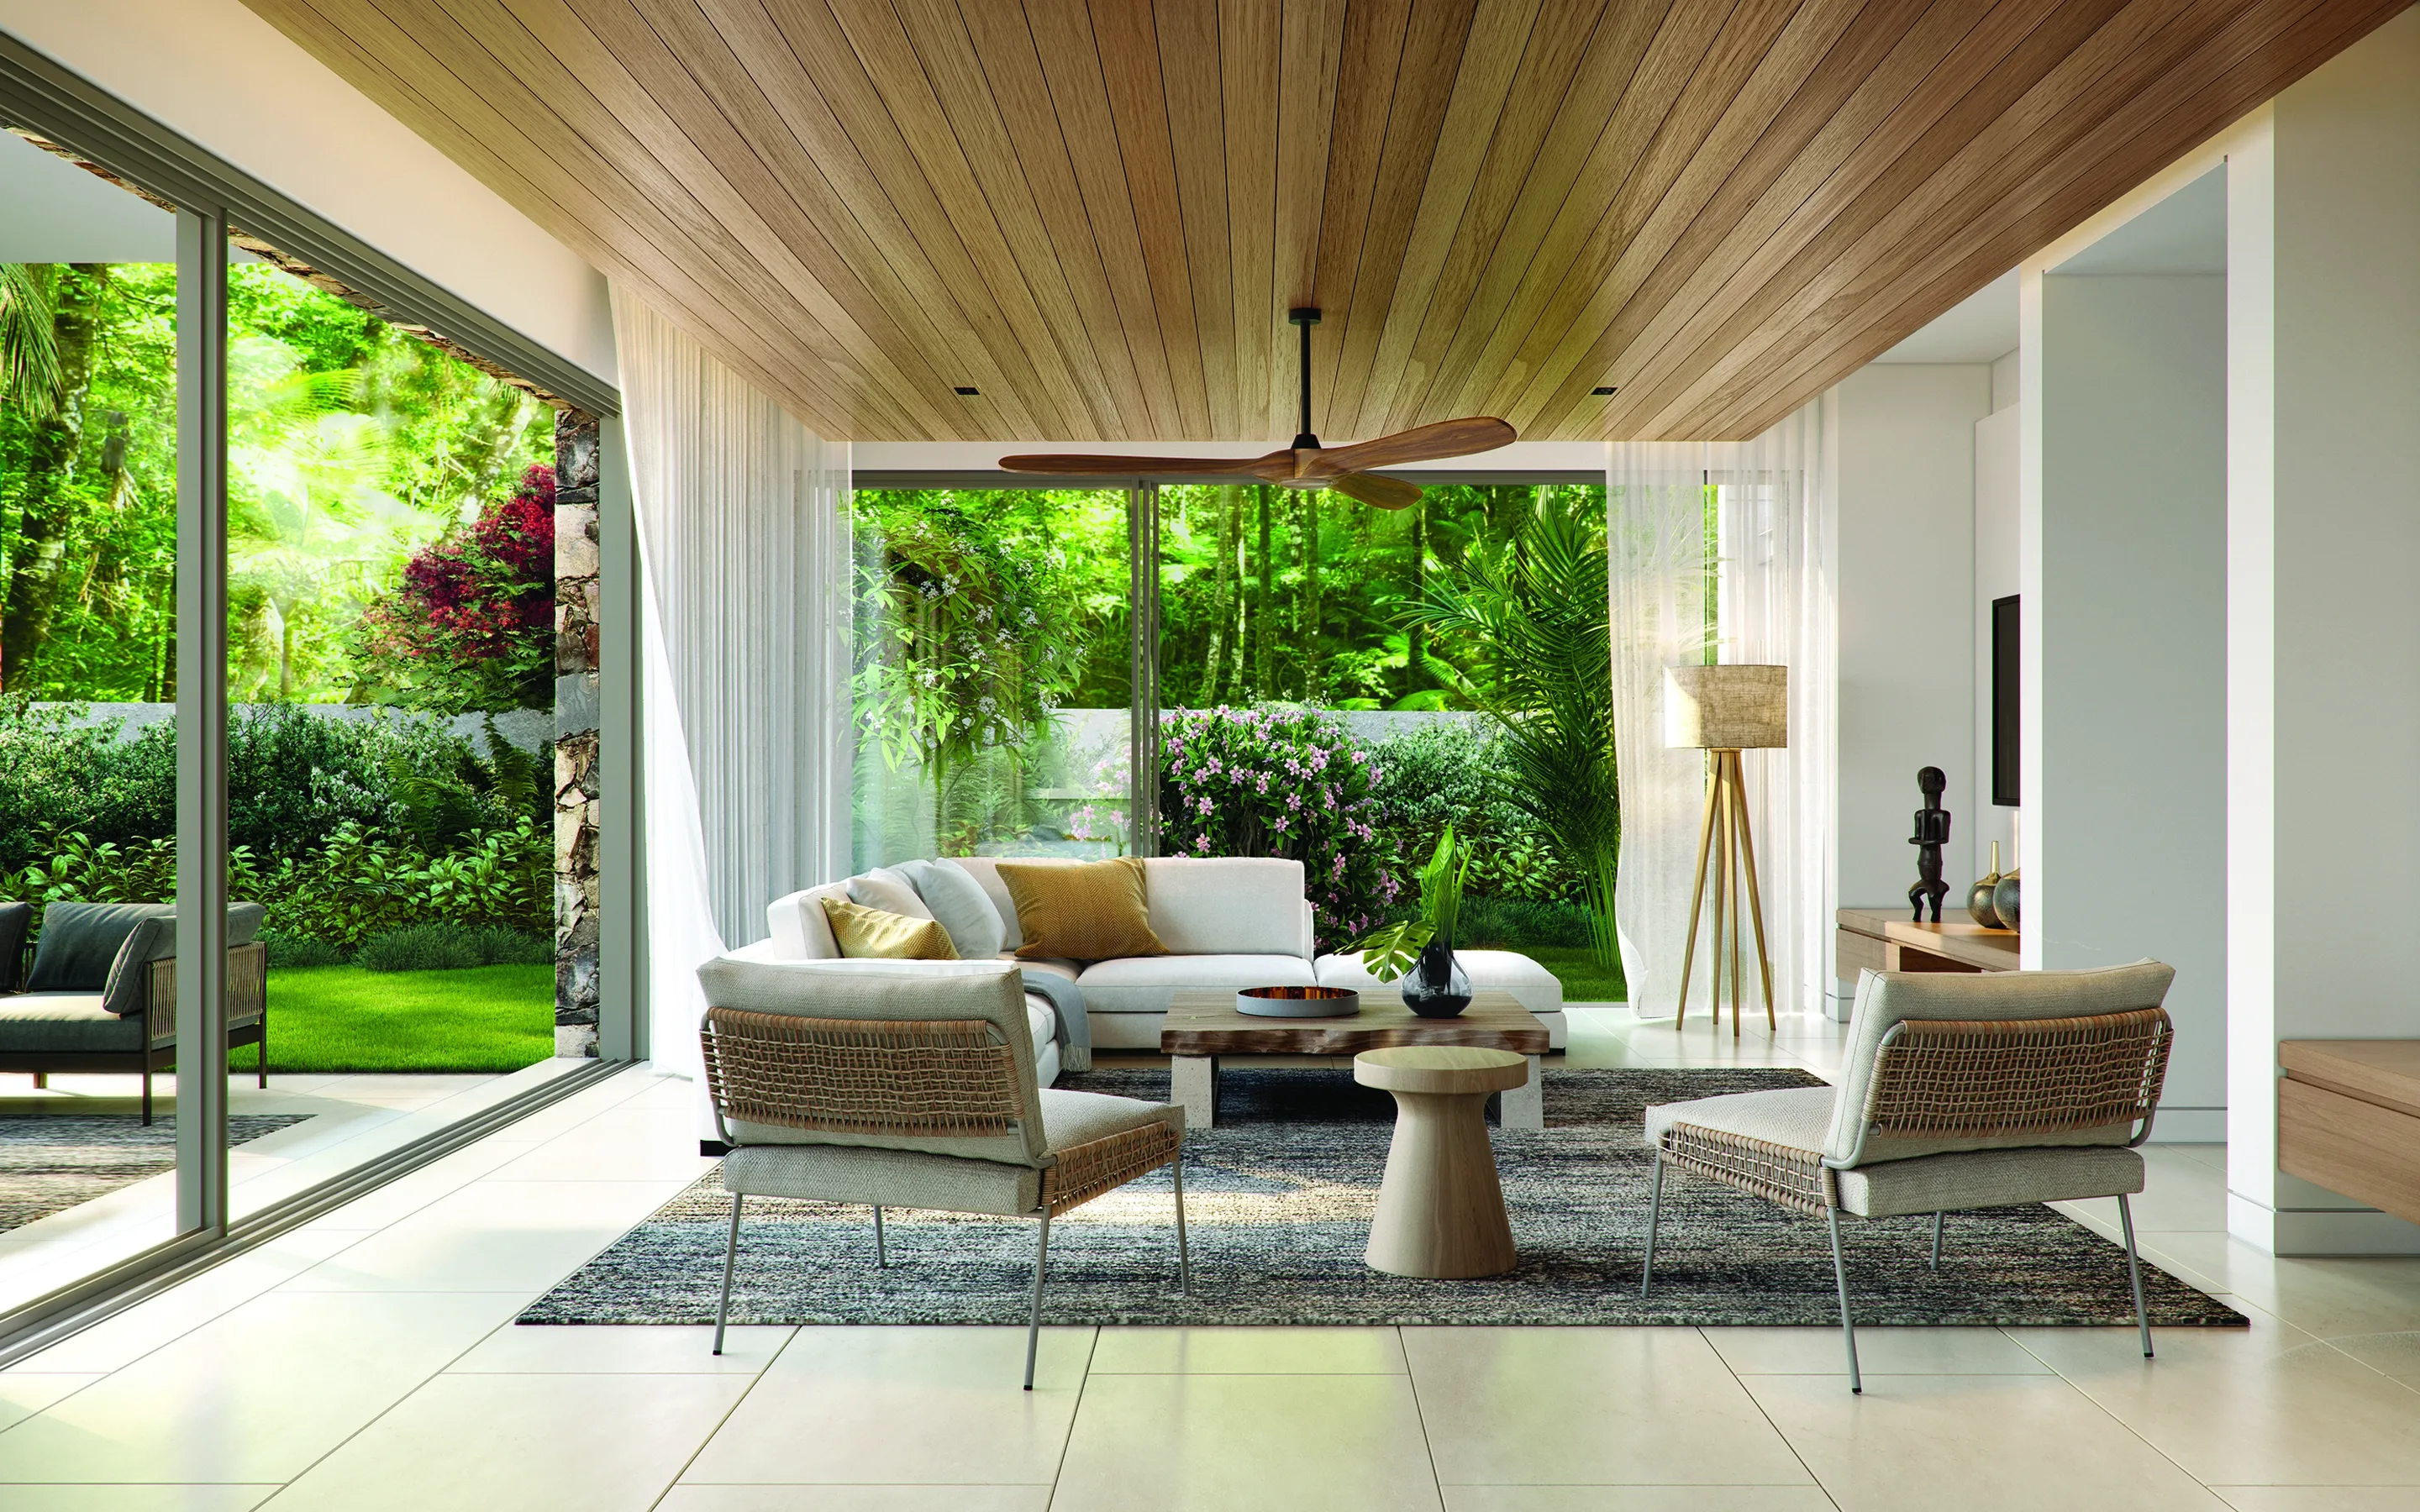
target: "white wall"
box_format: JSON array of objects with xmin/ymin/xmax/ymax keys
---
[
  {"xmin": 1971, "ymin": 404, "xmax": 2018, "ymax": 878},
  {"xmin": 1829, "ymin": 364, "xmax": 1992, "ymax": 1011},
  {"xmin": 2228, "ymin": 8, "xmax": 2420, "ymax": 1253},
  {"xmin": 2036, "ymin": 274, "xmax": 2228, "ymax": 1137},
  {"xmin": 0, "ymin": 0, "xmax": 614, "ymax": 385}
]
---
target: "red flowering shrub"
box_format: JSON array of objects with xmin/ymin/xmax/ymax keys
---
[{"xmin": 355, "ymin": 465, "xmax": 555, "ymax": 712}]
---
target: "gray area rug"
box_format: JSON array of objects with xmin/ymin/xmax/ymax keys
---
[
  {"xmin": 520, "ymin": 1067, "xmax": 2244, "ymax": 1330},
  {"xmin": 0, "ymin": 1115, "xmax": 308, "ymax": 1233}
]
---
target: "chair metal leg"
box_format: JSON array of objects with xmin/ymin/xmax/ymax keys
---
[
  {"xmin": 1827, "ymin": 1206, "xmax": 1861, "ymax": 1394},
  {"xmin": 1640, "ymin": 1153, "xmax": 1667, "ymax": 1299},
  {"xmin": 1172, "ymin": 1157, "xmax": 1192, "ymax": 1297},
  {"xmin": 1929, "ymin": 1210, "xmax": 1944, "ymax": 1270},
  {"xmin": 872, "ymin": 1205, "xmax": 886, "ymax": 1268},
  {"xmin": 2118, "ymin": 1194, "xmax": 2153, "ymax": 1359},
  {"xmin": 1023, "ymin": 1208, "xmax": 1054, "ymax": 1391},
  {"xmin": 713, "ymin": 1194, "xmax": 744, "ymax": 1357}
]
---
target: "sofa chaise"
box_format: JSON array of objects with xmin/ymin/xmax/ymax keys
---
[{"xmin": 744, "ymin": 856, "xmax": 1566, "ymax": 1079}]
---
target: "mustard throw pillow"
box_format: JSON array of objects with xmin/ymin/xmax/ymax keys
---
[
  {"xmin": 997, "ymin": 857, "xmax": 1167, "ymax": 962},
  {"xmin": 819, "ymin": 895, "xmax": 959, "ymax": 960}
]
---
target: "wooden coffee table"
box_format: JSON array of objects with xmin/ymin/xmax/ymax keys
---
[{"xmin": 1160, "ymin": 989, "xmax": 1549, "ymax": 1131}]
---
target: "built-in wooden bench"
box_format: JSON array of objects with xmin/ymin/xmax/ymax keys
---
[{"xmin": 2279, "ymin": 1041, "xmax": 2420, "ymax": 1226}]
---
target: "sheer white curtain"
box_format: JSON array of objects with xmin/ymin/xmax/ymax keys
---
[
  {"xmin": 613, "ymin": 289, "xmax": 853, "ymax": 1079},
  {"xmin": 1607, "ymin": 397, "xmax": 1839, "ymax": 1020},
  {"xmin": 1606, "ymin": 443, "xmax": 1714, "ymax": 1016},
  {"xmin": 1714, "ymin": 396, "xmax": 1838, "ymax": 1017}
]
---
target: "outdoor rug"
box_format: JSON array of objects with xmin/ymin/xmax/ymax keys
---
[
  {"xmin": 519, "ymin": 1066, "xmax": 2244, "ymax": 1330},
  {"xmin": 1, "ymin": 1115, "xmax": 309, "ymax": 1233}
]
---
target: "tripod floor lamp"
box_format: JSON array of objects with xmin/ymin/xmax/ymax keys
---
[{"xmin": 1665, "ymin": 664, "xmax": 1788, "ymax": 1035}]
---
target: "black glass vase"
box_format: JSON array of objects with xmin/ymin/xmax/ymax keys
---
[{"xmin": 1402, "ymin": 938, "xmax": 1474, "ymax": 1018}]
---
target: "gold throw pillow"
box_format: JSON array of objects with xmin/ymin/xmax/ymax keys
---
[
  {"xmin": 997, "ymin": 857, "xmax": 1167, "ymax": 962},
  {"xmin": 820, "ymin": 895, "xmax": 959, "ymax": 960}
]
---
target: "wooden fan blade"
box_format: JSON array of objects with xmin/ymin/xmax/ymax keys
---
[
  {"xmin": 1309, "ymin": 417, "xmax": 1517, "ymax": 477},
  {"xmin": 997, "ymin": 452, "xmax": 1283, "ymax": 478},
  {"xmin": 1327, "ymin": 471, "xmax": 1423, "ymax": 511}
]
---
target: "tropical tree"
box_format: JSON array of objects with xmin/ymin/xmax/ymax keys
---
[{"xmin": 1393, "ymin": 487, "xmax": 1621, "ymax": 963}]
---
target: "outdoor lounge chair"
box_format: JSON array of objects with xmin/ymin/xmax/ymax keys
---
[
  {"xmin": 1639, "ymin": 960, "xmax": 2175, "ymax": 1393},
  {"xmin": 0, "ymin": 900, "xmax": 271, "ymax": 1123},
  {"xmin": 695, "ymin": 953, "xmax": 1188, "ymax": 1389}
]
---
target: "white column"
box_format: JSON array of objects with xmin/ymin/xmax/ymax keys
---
[{"xmin": 2228, "ymin": 10, "xmax": 2420, "ymax": 1254}]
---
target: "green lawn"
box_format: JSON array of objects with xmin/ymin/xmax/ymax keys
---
[
  {"xmin": 1524, "ymin": 947, "xmax": 1628, "ymax": 1005},
  {"xmin": 229, "ymin": 963, "xmax": 555, "ymax": 1074}
]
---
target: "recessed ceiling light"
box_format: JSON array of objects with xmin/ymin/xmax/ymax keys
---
[
  {"xmin": 954, "ymin": 386, "xmax": 980, "ymax": 396},
  {"xmin": 1591, "ymin": 386, "xmax": 1617, "ymax": 396}
]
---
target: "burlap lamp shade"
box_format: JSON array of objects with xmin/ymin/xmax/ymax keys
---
[{"xmin": 1664, "ymin": 664, "xmax": 1788, "ymax": 750}]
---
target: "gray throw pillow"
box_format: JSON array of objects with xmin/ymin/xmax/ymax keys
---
[
  {"xmin": 0, "ymin": 900, "xmax": 31, "ymax": 992},
  {"xmin": 102, "ymin": 916, "xmax": 180, "ymax": 1017},
  {"xmin": 27, "ymin": 901, "xmax": 174, "ymax": 993},
  {"xmin": 846, "ymin": 869, "xmax": 934, "ymax": 921},
  {"xmin": 895, "ymin": 858, "xmax": 1007, "ymax": 960}
]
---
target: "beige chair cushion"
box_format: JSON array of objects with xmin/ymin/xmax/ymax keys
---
[
  {"xmin": 999, "ymin": 858, "xmax": 1168, "ymax": 963},
  {"xmin": 1826, "ymin": 961, "xmax": 2175, "ymax": 1166},
  {"xmin": 820, "ymin": 896, "xmax": 957, "ymax": 960},
  {"xmin": 720, "ymin": 1088, "xmax": 1180, "ymax": 1217},
  {"xmin": 1076, "ymin": 953, "xmax": 1317, "ymax": 1014},
  {"xmin": 694, "ymin": 955, "xmax": 1044, "ymax": 1164}
]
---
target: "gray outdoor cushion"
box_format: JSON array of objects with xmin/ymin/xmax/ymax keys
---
[
  {"xmin": 27, "ymin": 903, "xmax": 173, "ymax": 993},
  {"xmin": 894, "ymin": 858, "xmax": 1007, "ymax": 960},
  {"xmin": 0, "ymin": 994, "xmax": 147, "ymax": 1053},
  {"xmin": 0, "ymin": 901, "xmax": 31, "ymax": 993},
  {"xmin": 101, "ymin": 917, "xmax": 178, "ymax": 1016}
]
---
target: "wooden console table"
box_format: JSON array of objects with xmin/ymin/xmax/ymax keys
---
[
  {"xmin": 1838, "ymin": 908, "xmax": 2019, "ymax": 977},
  {"xmin": 2279, "ymin": 1041, "xmax": 2420, "ymax": 1226}
]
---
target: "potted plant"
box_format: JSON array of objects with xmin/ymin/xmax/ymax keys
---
[{"xmin": 1351, "ymin": 825, "xmax": 1475, "ymax": 1017}]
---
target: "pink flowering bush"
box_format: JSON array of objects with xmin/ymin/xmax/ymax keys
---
[{"xmin": 1158, "ymin": 706, "xmax": 1400, "ymax": 952}]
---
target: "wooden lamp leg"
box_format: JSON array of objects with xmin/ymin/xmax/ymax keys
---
[
  {"xmin": 1729, "ymin": 750, "xmax": 1778, "ymax": 1031},
  {"xmin": 1726, "ymin": 760, "xmax": 1743, "ymax": 1039},
  {"xmin": 1673, "ymin": 757, "xmax": 1720, "ymax": 1030},
  {"xmin": 1711, "ymin": 767, "xmax": 1730, "ymax": 1032}
]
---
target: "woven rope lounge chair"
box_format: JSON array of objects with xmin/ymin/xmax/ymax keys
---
[
  {"xmin": 695, "ymin": 953, "xmax": 1188, "ymax": 1389},
  {"xmin": 1640, "ymin": 961, "xmax": 2175, "ymax": 1393}
]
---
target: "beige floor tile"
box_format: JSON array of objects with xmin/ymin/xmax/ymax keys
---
[
  {"xmin": 12, "ymin": 1227, "xmax": 368, "ymax": 1374},
  {"xmin": 288, "ymin": 1139, "xmax": 544, "ymax": 1233},
  {"xmin": 2137, "ymin": 1233, "xmax": 2420, "ymax": 1340},
  {"xmin": 657, "ymin": 1489, "xmax": 1051, "ymax": 1511},
  {"xmin": 261, "ymin": 1371, "xmax": 752, "ymax": 1512},
  {"xmin": 1745, "ymin": 1372, "xmax": 2227, "ymax": 1511},
  {"xmin": 2123, "ymin": 1148, "xmax": 2232, "ymax": 1234},
  {"xmin": 2321, "ymin": 1328, "xmax": 2420, "ymax": 1384},
  {"xmin": 0, "ymin": 1376, "xmax": 98, "ymax": 1433},
  {"xmin": 1051, "ymin": 1373, "xmax": 1441, "ymax": 1512},
  {"xmin": 277, "ymin": 1179, "xmax": 681, "ymax": 1293},
  {"xmin": 1702, "ymin": 1326, "xmax": 2053, "ymax": 1375},
  {"xmin": 1402, "ymin": 1327, "xmax": 1811, "ymax": 1486},
  {"xmin": 0, "ymin": 1488, "xmax": 277, "ymax": 1510},
  {"xmin": 2014, "ymin": 1324, "xmax": 2420, "ymax": 1484},
  {"xmin": 1445, "ymin": 1491, "xmax": 1839, "ymax": 1512},
  {"xmin": 679, "ymin": 1326, "xmax": 1091, "ymax": 1485},
  {"xmin": 2212, "ymin": 1490, "xmax": 2420, "ymax": 1511},
  {"xmin": 1088, "ymin": 1326, "xmax": 1407, "ymax": 1374},
  {"xmin": 0, "ymin": 1291, "xmax": 523, "ymax": 1483},
  {"xmin": 448, "ymin": 1324, "xmax": 793, "ymax": 1374}
]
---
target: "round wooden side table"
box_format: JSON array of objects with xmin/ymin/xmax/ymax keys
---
[{"xmin": 1353, "ymin": 1046, "xmax": 1530, "ymax": 1278}]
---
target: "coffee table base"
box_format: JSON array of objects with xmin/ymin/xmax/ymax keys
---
[{"xmin": 1166, "ymin": 1053, "xmax": 1543, "ymax": 1132}]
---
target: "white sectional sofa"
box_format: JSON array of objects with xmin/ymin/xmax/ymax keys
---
[{"xmin": 745, "ymin": 855, "xmax": 1568, "ymax": 1081}]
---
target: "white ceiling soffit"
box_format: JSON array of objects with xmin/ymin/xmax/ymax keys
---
[
  {"xmin": 0, "ymin": 129, "xmax": 171, "ymax": 261},
  {"xmin": 1872, "ymin": 270, "xmax": 2018, "ymax": 365},
  {"xmin": 2052, "ymin": 166, "xmax": 2228, "ymax": 276}
]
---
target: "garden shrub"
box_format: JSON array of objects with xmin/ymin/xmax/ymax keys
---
[
  {"xmin": 260, "ymin": 931, "xmax": 347, "ymax": 969},
  {"xmin": 357, "ymin": 921, "xmax": 550, "ymax": 973},
  {"xmin": 1158, "ymin": 705, "xmax": 1399, "ymax": 950},
  {"xmin": 352, "ymin": 465, "xmax": 557, "ymax": 716},
  {"xmin": 1454, "ymin": 895, "xmax": 1595, "ymax": 950},
  {"xmin": 1370, "ymin": 721, "xmax": 1587, "ymax": 907}
]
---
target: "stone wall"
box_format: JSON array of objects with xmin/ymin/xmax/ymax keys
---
[{"xmin": 553, "ymin": 410, "xmax": 602, "ymax": 1057}]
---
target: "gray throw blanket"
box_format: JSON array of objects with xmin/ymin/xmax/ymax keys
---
[{"xmin": 1018, "ymin": 968, "xmax": 1091, "ymax": 1074}]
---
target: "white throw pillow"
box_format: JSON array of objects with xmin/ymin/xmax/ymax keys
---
[{"xmin": 847, "ymin": 869, "xmax": 934, "ymax": 921}]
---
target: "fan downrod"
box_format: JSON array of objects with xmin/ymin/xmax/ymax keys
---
[{"xmin": 1289, "ymin": 307, "xmax": 1321, "ymax": 451}]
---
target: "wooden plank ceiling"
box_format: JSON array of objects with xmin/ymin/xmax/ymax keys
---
[{"xmin": 246, "ymin": 0, "xmax": 2406, "ymax": 443}]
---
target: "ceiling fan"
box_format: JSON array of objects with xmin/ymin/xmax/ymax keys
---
[{"xmin": 997, "ymin": 308, "xmax": 1515, "ymax": 510}]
